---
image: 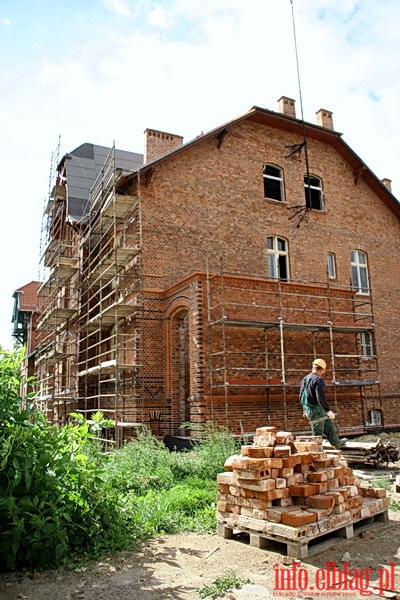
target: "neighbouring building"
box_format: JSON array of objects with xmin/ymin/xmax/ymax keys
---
[
  {"xmin": 11, "ymin": 281, "xmax": 41, "ymax": 397},
  {"xmin": 30, "ymin": 97, "xmax": 400, "ymax": 445}
]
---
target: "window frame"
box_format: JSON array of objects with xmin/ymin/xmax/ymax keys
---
[
  {"xmin": 263, "ymin": 164, "xmax": 284, "ymax": 202},
  {"xmin": 267, "ymin": 236, "xmax": 289, "ymax": 281},
  {"xmin": 360, "ymin": 331, "xmax": 374, "ymax": 358},
  {"xmin": 351, "ymin": 250, "xmax": 370, "ymax": 295},
  {"xmin": 304, "ymin": 174, "xmax": 324, "ymax": 210},
  {"xmin": 327, "ymin": 252, "xmax": 336, "ymax": 279}
]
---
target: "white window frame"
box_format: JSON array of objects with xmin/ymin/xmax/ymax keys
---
[
  {"xmin": 351, "ymin": 250, "xmax": 370, "ymax": 294},
  {"xmin": 304, "ymin": 174, "xmax": 324, "ymax": 210},
  {"xmin": 327, "ymin": 253, "xmax": 336, "ymax": 279},
  {"xmin": 360, "ymin": 331, "xmax": 373, "ymax": 357},
  {"xmin": 267, "ymin": 236, "xmax": 289, "ymax": 280},
  {"xmin": 263, "ymin": 164, "xmax": 284, "ymax": 202}
]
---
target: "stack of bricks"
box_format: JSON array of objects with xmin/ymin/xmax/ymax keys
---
[{"xmin": 217, "ymin": 426, "xmax": 389, "ymax": 540}]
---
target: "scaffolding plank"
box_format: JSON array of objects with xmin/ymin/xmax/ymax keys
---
[
  {"xmin": 37, "ymin": 307, "xmax": 76, "ymax": 330},
  {"xmin": 334, "ymin": 379, "xmax": 380, "ymax": 386}
]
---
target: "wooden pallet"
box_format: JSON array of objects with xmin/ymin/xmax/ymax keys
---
[{"xmin": 217, "ymin": 509, "xmax": 388, "ymax": 558}]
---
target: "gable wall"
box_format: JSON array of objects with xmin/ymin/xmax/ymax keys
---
[{"xmin": 138, "ymin": 119, "xmax": 400, "ymax": 431}]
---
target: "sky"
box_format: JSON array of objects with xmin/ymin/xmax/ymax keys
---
[{"xmin": 1, "ymin": 0, "xmax": 399, "ymax": 350}]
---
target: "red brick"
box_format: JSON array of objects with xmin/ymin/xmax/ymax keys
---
[
  {"xmin": 281, "ymin": 510, "xmax": 317, "ymax": 527},
  {"xmin": 345, "ymin": 496, "xmax": 363, "ymax": 509},
  {"xmin": 256, "ymin": 426, "xmax": 277, "ymax": 435},
  {"xmin": 313, "ymin": 482, "xmax": 328, "ymax": 494},
  {"xmin": 305, "ymin": 471, "xmax": 328, "ymax": 483},
  {"xmin": 281, "ymin": 456, "xmax": 301, "ymax": 468},
  {"xmin": 275, "ymin": 431, "xmax": 295, "ymax": 444},
  {"xmin": 261, "ymin": 488, "xmax": 290, "ymax": 501},
  {"xmin": 253, "ymin": 433, "xmax": 276, "ymax": 447},
  {"xmin": 274, "ymin": 445, "xmax": 292, "ymax": 458},
  {"xmin": 365, "ymin": 487, "xmax": 386, "ymax": 498},
  {"xmin": 241, "ymin": 445, "xmax": 274, "ymax": 458},
  {"xmin": 289, "ymin": 484, "xmax": 318, "ymax": 497},
  {"xmin": 305, "ymin": 494, "xmax": 336, "ymax": 509}
]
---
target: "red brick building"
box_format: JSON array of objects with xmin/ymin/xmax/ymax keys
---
[
  {"xmin": 34, "ymin": 97, "xmax": 400, "ymax": 443},
  {"xmin": 11, "ymin": 281, "xmax": 41, "ymax": 397}
]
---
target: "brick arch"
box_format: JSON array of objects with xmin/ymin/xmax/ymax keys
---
[{"xmin": 166, "ymin": 301, "xmax": 192, "ymax": 434}]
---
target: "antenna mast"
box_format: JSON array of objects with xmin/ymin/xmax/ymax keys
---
[{"xmin": 288, "ymin": 0, "xmax": 312, "ymax": 226}]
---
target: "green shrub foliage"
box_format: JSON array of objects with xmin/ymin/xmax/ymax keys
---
[
  {"xmin": 0, "ymin": 351, "xmax": 236, "ymax": 571},
  {"xmin": 0, "ymin": 350, "xmax": 138, "ymax": 569}
]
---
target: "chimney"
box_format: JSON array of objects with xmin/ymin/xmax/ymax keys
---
[
  {"xmin": 381, "ymin": 178, "xmax": 392, "ymax": 192},
  {"xmin": 277, "ymin": 96, "xmax": 296, "ymax": 118},
  {"xmin": 316, "ymin": 109, "xmax": 334, "ymax": 130},
  {"xmin": 144, "ymin": 129, "xmax": 184, "ymax": 163}
]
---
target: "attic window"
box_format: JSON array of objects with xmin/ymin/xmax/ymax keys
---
[
  {"xmin": 304, "ymin": 175, "xmax": 324, "ymax": 210},
  {"xmin": 263, "ymin": 165, "xmax": 284, "ymax": 202}
]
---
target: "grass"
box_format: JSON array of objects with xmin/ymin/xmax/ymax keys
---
[{"xmin": 197, "ymin": 570, "xmax": 252, "ymax": 599}]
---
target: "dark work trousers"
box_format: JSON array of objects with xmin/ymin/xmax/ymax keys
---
[{"xmin": 303, "ymin": 403, "xmax": 340, "ymax": 448}]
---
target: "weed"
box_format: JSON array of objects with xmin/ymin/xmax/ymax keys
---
[
  {"xmin": 103, "ymin": 428, "xmax": 174, "ymax": 493},
  {"xmin": 370, "ymin": 477, "xmax": 392, "ymax": 490},
  {"xmin": 390, "ymin": 498, "xmax": 400, "ymax": 511},
  {"xmin": 197, "ymin": 570, "xmax": 251, "ymax": 599}
]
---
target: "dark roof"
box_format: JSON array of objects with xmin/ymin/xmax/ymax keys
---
[
  {"xmin": 127, "ymin": 105, "xmax": 400, "ymax": 220},
  {"xmin": 62, "ymin": 143, "xmax": 143, "ymax": 221}
]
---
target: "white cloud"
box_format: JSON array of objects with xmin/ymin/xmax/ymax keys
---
[
  {"xmin": 1, "ymin": 0, "xmax": 400, "ymax": 349},
  {"xmin": 147, "ymin": 5, "xmax": 174, "ymax": 29},
  {"xmin": 102, "ymin": 0, "xmax": 133, "ymax": 17},
  {"xmin": 2, "ymin": 17, "xmax": 11, "ymax": 26}
]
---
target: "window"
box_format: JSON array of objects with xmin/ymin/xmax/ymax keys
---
[
  {"xmin": 267, "ymin": 236, "xmax": 289, "ymax": 280},
  {"xmin": 360, "ymin": 331, "xmax": 373, "ymax": 357},
  {"xmin": 304, "ymin": 175, "xmax": 324, "ymax": 210},
  {"xmin": 327, "ymin": 253, "xmax": 336, "ymax": 279},
  {"xmin": 367, "ymin": 408, "xmax": 382, "ymax": 427},
  {"xmin": 263, "ymin": 165, "xmax": 284, "ymax": 202},
  {"xmin": 351, "ymin": 250, "xmax": 370, "ymax": 294}
]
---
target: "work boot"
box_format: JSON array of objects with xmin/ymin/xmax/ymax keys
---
[{"xmin": 336, "ymin": 438, "xmax": 348, "ymax": 449}]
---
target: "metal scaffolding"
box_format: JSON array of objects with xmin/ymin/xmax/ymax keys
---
[
  {"xmin": 206, "ymin": 261, "xmax": 381, "ymax": 435},
  {"xmin": 36, "ymin": 145, "xmax": 145, "ymax": 445},
  {"xmin": 76, "ymin": 146, "xmax": 144, "ymax": 445},
  {"xmin": 36, "ymin": 162, "xmax": 79, "ymax": 424}
]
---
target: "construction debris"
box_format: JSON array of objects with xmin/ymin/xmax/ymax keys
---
[{"xmin": 340, "ymin": 439, "xmax": 400, "ymax": 468}]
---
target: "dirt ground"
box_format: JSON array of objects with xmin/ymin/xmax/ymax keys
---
[{"xmin": 1, "ymin": 439, "xmax": 400, "ymax": 600}]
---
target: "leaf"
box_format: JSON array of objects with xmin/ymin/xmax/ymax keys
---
[{"xmin": 74, "ymin": 454, "xmax": 89, "ymax": 462}]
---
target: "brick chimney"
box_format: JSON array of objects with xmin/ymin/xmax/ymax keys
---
[
  {"xmin": 144, "ymin": 129, "xmax": 184, "ymax": 163},
  {"xmin": 316, "ymin": 109, "xmax": 334, "ymax": 130},
  {"xmin": 381, "ymin": 178, "xmax": 392, "ymax": 192},
  {"xmin": 277, "ymin": 96, "xmax": 296, "ymax": 118}
]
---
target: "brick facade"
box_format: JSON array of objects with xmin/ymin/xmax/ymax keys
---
[
  {"xmin": 130, "ymin": 110, "xmax": 400, "ymax": 437},
  {"xmin": 35, "ymin": 104, "xmax": 400, "ymax": 441}
]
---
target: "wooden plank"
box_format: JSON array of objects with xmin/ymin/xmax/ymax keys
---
[{"xmin": 217, "ymin": 510, "xmax": 388, "ymax": 558}]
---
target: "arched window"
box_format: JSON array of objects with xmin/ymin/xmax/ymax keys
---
[
  {"xmin": 267, "ymin": 236, "xmax": 289, "ymax": 280},
  {"xmin": 304, "ymin": 174, "xmax": 324, "ymax": 210},
  {"xmin": 351, "ymin": 250, "xmax": 370, "ymax": 294},
  {"xmin": 263, "ymin": 164, "xmax": 284, "ymax": 202},
  {"xmin": 360, "ymin": 331, "xmax": 373, "ymax": 357}
]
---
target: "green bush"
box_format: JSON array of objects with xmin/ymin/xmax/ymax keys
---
[
  {"xmin": 169, "ymin": 422, "xmax": 238, "ymax": 481},
  {"xmin": 0, "ymin": 351, "xmax": 236, "ymax": 571},
  {"xmin": 132, "ymin": 477, "xmax": 217, "ymax": 537},
  {"xmin": 0, "ymin": 350, "xmax": 139, "ymax": 570},
  {"xmin": 103, "ymin": 428, "xmax": 174, "ymax": 493}
]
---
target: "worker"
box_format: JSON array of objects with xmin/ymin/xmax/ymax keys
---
[{"xmin": 299, "ymin": 358, "xmax": 346, "ymax": 449}]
